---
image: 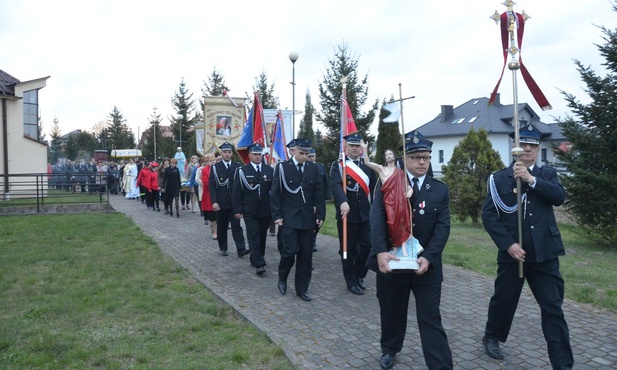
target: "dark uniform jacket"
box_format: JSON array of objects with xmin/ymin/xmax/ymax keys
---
[
  {"xmin": 232, "ymin": 162, "xmax": 274, "ymax": 218},
  {"xmin": 330, "ymin": 158, "xmax": 376, "ymax": 223},
  {"xmin": 482, "ymin": 163, "xmax": 565, "ymax": 263},
  {"xmin": 368, "ymin": 175, "xmax": 450, "ymax": 285},
  {"xmin": 209, "ymin": 161, "xmax": 241, "ymax": 210},
  {"xmin": 270, "ymin": 159, "xmax": 325, "ymax": 230}
]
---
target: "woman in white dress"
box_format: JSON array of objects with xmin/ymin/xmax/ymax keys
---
[{"xmin": 123, "ymin": 159, "xmax": 138, "ymax": 199}]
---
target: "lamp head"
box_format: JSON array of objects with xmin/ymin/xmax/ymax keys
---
[{"xmin": 289, "ymin": 51, "xmax": 299, "ymax": 63}]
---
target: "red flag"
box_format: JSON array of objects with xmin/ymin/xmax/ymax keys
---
[
  {"xmin": 252, "ymin": 93, "xmax": 265, "ymax": 147},
  {"xmin": 344, "ymin": 100, "xmax": 357, "ymax": 135}
]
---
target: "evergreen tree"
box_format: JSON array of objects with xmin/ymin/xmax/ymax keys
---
[
  {"xmin": 442, "ymin": 127, "xmax": 504, "ymax": 224},
  {"xmin": 106, "ymin": 106, "xmax": 136, "ymax": 149},
  {"xmin": 73, "ymin": 131, "xmax": 98, "ymax": 160},
  {"xmin": 170, "ymin": 78, "xmax": 199, "ymax": 157},
  {"xmin": 198, "ymin": 68, "xmax": 231, "ymax": 127},
  {"xmin": 49, "ymin": 118, "xmax": 63, "ymax": 163},
  {"xmin": 315, "ymin": 42, "xmax": 379, "ymax": 166},
  {"xmin": 64, "ymin": 133, "xmax": 78, "ymax": 160},
  {"xmin": 142, "ymin": 107, "xmax": 168, "ymax": 160},
  {"xmin": 253, "ymin": 71, "xmax": 279, "ymax": 109},
  {"xmin": 298, "ymin": 89, "xmax": 315, "ymax": 142},
  {"xmin": 201, "ymin": 68, "xmax": 229, "ymax": 97},
  {"xmin": 556, "ymin": 11, "xmax": 617, "ymax": 247},
  {"xmin": 374, "ymin": 97, "xmax": 403, "ymax": 165}
]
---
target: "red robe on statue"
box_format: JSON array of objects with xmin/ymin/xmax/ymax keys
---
[{"xmin": 381, "ymin": 168, "xmax": 411, "ymax": 248}]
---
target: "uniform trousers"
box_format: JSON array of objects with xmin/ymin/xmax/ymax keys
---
[
  {"xmin": 376, "ymin": 273, "xmax": 453, "ymax": 370},
  {"xmin": 278, "ymin": 227, "xmax": 313, "ymax": 295},
  {"xmin": 216, "ymin": 208, "xmax": 246, "ymax": 253},
  {"xmin": 244, "ymin": 216, "xmax": 270, "ymax": 268},
  {"xmin": 485, "ymin": 258, "xmax": 573, "ymax": 368},
  {"xmin": 337, "ymin": 221, "xmax": 371, "ymax": 288}
]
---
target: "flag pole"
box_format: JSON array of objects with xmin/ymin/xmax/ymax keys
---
[
  {"xmin": 268, "ymin": 111, "xmax": 278, "ymax": 166},
  {"xmin": 397, "ymin": 83, "xmax": 414, "ymax": 239},
  {"xmin": 503, "ymin": 1, "xmax": 525, "ymax": 279},
  {"xmin": 340, "ymin": 77, "xmax": 348, "ymax": 260}
]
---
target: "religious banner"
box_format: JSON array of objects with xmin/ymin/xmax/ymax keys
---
[
  {"xmin": 198, "ymin": 96, "xmax": 247, "ymax": 154},
  {"xmin": 263, "ymin": 109, "xmax": 293, "ymax": 147}
]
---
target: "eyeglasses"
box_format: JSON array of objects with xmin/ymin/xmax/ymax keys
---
[{"xmin": 406, "ymin": 155, "xmax": 431, "ymax": 162}]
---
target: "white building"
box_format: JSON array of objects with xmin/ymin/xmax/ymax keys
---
[
  {"xmin": 415, "ymin": 95, "xmax": 568, "ymax": 176},
  {"xmin": 0, "ymin": 69, "xmax": 49, "ymax": 199}
]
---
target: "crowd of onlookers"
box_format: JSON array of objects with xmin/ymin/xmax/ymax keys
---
[{"xmin": 48, "ymin": 158, "xmax": 120, "ymax": 194}]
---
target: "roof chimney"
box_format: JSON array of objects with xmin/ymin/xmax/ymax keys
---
[{"xmin": 440, "ymin": 105, "xmax": 454, "ymax": 123}]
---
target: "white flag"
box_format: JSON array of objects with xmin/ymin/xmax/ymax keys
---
[{"xmin": 383, "ymin": 101, "xmax": 401, "ymax": 123}]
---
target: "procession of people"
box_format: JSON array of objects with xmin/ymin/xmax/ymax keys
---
[{"xmin": 81, "ymin": 126, "xmax": 572, "ymax": 370}]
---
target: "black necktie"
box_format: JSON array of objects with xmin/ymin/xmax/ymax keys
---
[
  {"xmin": 225, "ymin": 163, "xmax": 229, "ymax": 170},
  {"xmin": 411, "ymin": 177, "xmax": 420, "ymax": 204},
  {"xmin": 353, "ymin": 160, "xmax": 359, "ymax": 166},
  {"xmin": 256, "ymin": 165, "xmax": 260, "ymax": 175},
  {"xmin": 297, "ymin": 163, "xmax": 303, "ymax": 173}
]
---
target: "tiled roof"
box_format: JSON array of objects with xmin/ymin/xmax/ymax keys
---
[
  {"xmin": 415, "ymin": 96, "xmax": 562, "ymax": 139},
  {"xmin": 0, "ymin": 69, "xmax": 20, "ymax": 96}
]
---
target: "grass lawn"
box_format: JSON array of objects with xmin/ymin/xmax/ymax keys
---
[
  {"xmin": 323, "ymin": 202, "xmax": 617, "ymax": 314},
  {"xmin": 0, "ymin": 214, "xmax": 294, "ymax": 370}
]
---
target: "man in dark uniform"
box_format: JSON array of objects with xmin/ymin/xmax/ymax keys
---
[
  {"xmin": 270, "ymin": 138, "xmax": 325, "ymax": 302},
  {"xmin": 209, "ymin": 141, "xmax": 249, "ymax": 257},
  {"xmin": 308, "ymin": 147, "xmax": 330, "ymax": 252},
  {"xmin": 232, "ymin": 143, "xmax": 273, "ymax": 276},
  {"xmin": 269, "ymin": 139, "xmax": 297, "ymax": 237},
  {"xmin": 481, "ymin": 125, "xmax": 573, "ymax": 370},
  {"xmin": 87, "ymin": 158, "xmax": 97, "ymax": 194},
  {"xmin": 367, "ymin": 131, "xmax": 453, "ymax": 370},
  {"xmin": 330, "ymin": 133, "xmax": 376, "ymax": 295}
]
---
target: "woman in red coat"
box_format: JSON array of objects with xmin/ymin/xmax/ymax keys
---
[
  {"xmin": 195, "ymin": 154, "xmax": 217, "ymax": 239},
  {"xmin": 149, "ymin": 162, "xmax": 160, "ymax": 212}
]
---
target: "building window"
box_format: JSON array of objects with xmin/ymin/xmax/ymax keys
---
[
  {"xmin": 469, "ymin": 116, "xmax": 478, "ymax": 123},
  {"xmin": 23, "ymin": 90, "xmax": 39, "ymax": 140},
  {"xmin": 541, "ymin": 148, "xmax": 547, "ymax": 163},
  {"xmin": 439, "ymin": 150, "xmax": 444, "ymax": 164}
]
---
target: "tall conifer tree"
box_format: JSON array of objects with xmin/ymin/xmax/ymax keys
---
[{"xmin": 556, "ymin": 9, "xmax": 617, "ymax": 247}]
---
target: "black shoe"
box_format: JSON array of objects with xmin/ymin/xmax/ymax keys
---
[
  {"xmin": 297, "ymin": 292, "xmax": 311, "ymax": 302},
  {"xmin": 164, "ymin": 209, "xmax": 169, "ymax": 214},
  {"xmin": 379, "ymin": 354, "xmax": 394, "ymax": 369},
  {"xmin": 358, "ymin": 278, "xmax": 366, "ymax": 291},
  {"xmin": 238, "ymin": 249, "xmax": 250, "ymax": 257},
  {"xmin": 157, "ymin": 208, "xmax": 161, "ymax": 212},
  {"xmin": 256, "ymin": 267, "xmax": 266, "ymax": 276},
  {"xmin": 555, "ymin": 366, "xmax": 572, "ymax": 370},
  {"xmin": 482, "ymin": 335, "xmax": 504, "ymax": 359},
  {"xmin": 169, "ymin": 212, "xmax": 173, "ymax": 217},
  {"xmin": 348, "ymin": 286, "xmax": 364, "ymax": 295},
  {"xmin": 176, "ymin": 214, "xmax": 180, "ymax": 218},
  {"xmin": 278, "ymin": 280, "xmax": 287, "ymax": 295},
  {"xmin": 220, "ymin": 250, "xmax": 228, "ymax": 257}
]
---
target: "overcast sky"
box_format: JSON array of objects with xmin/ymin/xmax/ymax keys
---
[{"xmin": 1, "ymin": 0, "xmax": 615, "ymax": 142}]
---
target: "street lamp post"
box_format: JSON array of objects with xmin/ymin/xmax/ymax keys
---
[
  {"xmin": 289, "ymin": 51, "xmax": 299, "ymax": 139},
  {"xmin": 153, "ymin": 120, "xmax": 157, "ymax": 160}
]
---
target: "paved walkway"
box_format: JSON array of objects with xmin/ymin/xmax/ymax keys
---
[{"xmin": 109, "ymin": 195, "xmax": 616, "ymax": 369}]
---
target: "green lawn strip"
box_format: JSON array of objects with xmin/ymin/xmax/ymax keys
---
[
  {"xmin": 0, "ymin": 214, "xmax": 293, "ymax": 370},
  {"xmin": 322, "ymin": 202, "xmax": 617, "ymax": 314}
]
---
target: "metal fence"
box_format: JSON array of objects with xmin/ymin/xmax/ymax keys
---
[{"xmin": 0, "ymin": 172, "xmax": 112, "ymax": 214}]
